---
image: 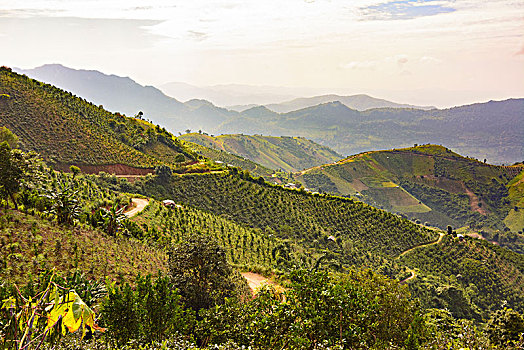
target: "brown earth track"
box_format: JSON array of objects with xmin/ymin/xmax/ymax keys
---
[
  {"xmin": 463, "ymin": 186, "xmax": 487, "ymax": 215},
  {"xmin": 55, "ymin": 163, "xmax": 154, "ymax": 175},
  {"xmin": 124, "ymin": 198, "xmax": 149, "ymax": 218}
]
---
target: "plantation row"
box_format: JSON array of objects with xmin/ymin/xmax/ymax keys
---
[
  {"xmin": 114, "ymin": 172, "xmax": 439, "ymax": 259},
  {"xmin": 401, "ymin": 235, "xmax": 524, "ymax": 318},
  {"xmin": 131, "ymin": 200, "xmax": 279, "ymax": 270}
]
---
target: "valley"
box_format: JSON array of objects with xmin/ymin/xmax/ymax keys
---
[{"xmin": 0, "ymin": 66, "xmax": 523, "ymax": 349}]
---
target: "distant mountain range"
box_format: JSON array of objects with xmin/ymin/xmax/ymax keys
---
[
  {"xmin": 159, "ymin": 81, "xmax": 299, "ymax": 106},
  {"xmin": 13, "ymin": 64, "xmax": 524, "ymax": 165},
  {"xmin": 13, "ymin": 64, "xmax": 237, "ymax": 132},
  {"xmin": 216, "ymin": 100, "xmax": 524, "ymax": 165},
  {"xmin": 235, "ymin": 94, "xmax": 435, "ymax": 113}
]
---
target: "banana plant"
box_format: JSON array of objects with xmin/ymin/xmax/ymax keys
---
[
  {"xmin": 100, "ymin": 204, "xmax": 127, "ymax": 236},
  {"xmin": 1, "ymin": 273, "xmax": 104, "ymax": 350}
]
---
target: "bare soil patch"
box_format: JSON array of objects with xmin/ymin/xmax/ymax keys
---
[
  {"xmin": 241, "ymin": 272, "xmax": 275, "ymax": 293},
  {"xmin": 55, "ymin": 163, "xmax": 154, "ymax": 175}
]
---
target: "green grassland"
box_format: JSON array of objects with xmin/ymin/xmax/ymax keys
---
[{"xmin": 180, "ymin": 133, "xmax": 342, "ymax": 172}]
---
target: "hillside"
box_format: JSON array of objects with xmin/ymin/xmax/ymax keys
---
[
  {"xmin": 13, "ymin": 64, "xmax": 237, "ymax": 131},
  {"xmin": 0, "ymin": 67, "xmax": 201, "ymax": 172},
  {"xmin": 294, "ymin": 145, "xmax": 524, "ymax": 235},
  {"xmin": 401, "ymin": 234, "xmax": 524, "ymax": 319},
  {"xmin": 16, "ymin": 65, "xmax": 523, "ymax": 165},
  {"xmin": 216, "ymin": 99, "xmax": 524, "ymax": 164},
  {"xmin": 179, "ymin": 133, "xmax": 342, "ymax": 172},
  {"xmin": 181, "ymin": 139, "xmax": 275, "ymax": 178},
  {"xmin": 98, "ymin": 170, "xmax": 524, "ymax": 318},
  {"xmin": 264, "ymin": 94, "xmax": 435, "ymax": 113}
]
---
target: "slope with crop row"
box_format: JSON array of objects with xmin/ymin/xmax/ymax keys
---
[{"xmin": 0, "ymin": 67, "xmax": 194, "ymax": 169}]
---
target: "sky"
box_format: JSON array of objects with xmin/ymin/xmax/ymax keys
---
[{"xmin": 0, "ymin": 0, "xmax": 523, "ymax": 107}]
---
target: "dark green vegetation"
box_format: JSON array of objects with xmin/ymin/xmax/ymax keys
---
[
  {"xmin": 217, "ymin": 99, "xmax": 524, "ymax": 165},
  {"xmin": 132, "ymin": 172, "xmax": 439, "ymax": 262},
  {"xmin": 180, "ymin": 133, "xmax": 342, "ymax": 172},
  {"xmin": 295, "ymin": 145, "xmax": 524, "ymax": 238},
  {"xmin": 0, "ymin": 67, "xmax": 197, "ymax": 170},
  {"xmin": 401, "ymin": 234, "xmax": 524, "ymax": 320}
]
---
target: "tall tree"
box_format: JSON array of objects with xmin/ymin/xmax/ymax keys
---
[
  {"xmin": 0, "ymin": 127, "xmax": 18, "ymax": 148},
  {"xmin": 0, "ymin": 141, "xmax": 31, "ymax": 209}
]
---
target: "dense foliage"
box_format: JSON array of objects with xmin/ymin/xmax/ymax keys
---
[{"xmin": 400, "ymin": 235, "xmax": 524, "ymax": 318}]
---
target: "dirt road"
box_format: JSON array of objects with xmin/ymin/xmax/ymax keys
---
[
  {"xmin": 241, "ymin": 272, "xmax": 274, "ymax": 292},
  {"xmin": 124, "ymin": 198, "xmax": 149, "ymax": 218}
]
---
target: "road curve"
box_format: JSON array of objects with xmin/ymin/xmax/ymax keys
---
[{"xmin": 124, "ymin": 198, "xmax": 149, "ymax": 218}]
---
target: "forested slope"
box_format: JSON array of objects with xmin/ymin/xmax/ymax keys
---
[{"xmin": 295, "ymin": 145, "xmax": 523, "ymax": 234}]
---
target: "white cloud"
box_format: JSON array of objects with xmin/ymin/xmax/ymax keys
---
[
  {"xmin": 420, "ymin": 56, "xmax": 442, "ymax": 64},
  {"xmin": 340, "ymin": 60, "xmax": 377, "ymax": 70}
]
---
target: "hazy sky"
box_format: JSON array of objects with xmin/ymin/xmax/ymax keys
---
[{"xmin": 1, "ymin": 0, "xmax": 523, "ymax": 107}]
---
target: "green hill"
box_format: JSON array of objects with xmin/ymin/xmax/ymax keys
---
[
  {"xmin": 400, "ymin": 234, "xmax": 524, "ymax": 319},
  {"xmin": 180, "ymin": 139, "xmax": 275, "ymax": 178},
  {"xmin": 295, "ymin": 145, "xmax": 524, "ymax": 236},
  {"xmin": 0, "ymin": 67, "xmax": 198, "ymax": 172},
  {"xmin": 2, "ymin": 71, "xmax": 523, "ymax": 337},
  {"xmin": 179, "ymin": 133, "xmax": 342, "ymax": 172}
]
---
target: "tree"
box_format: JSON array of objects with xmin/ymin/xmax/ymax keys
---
[
  {"xmin": 69, "ymin": 165, "xmax": 81, "ymax": 179},
  {"xmin": 45, "ymin": 182, "xmax": 82, "ymax": 225},
  {"xmin": 0, "ymin": 127, "xmax": 18, "ymax": 148},
  {"xmin": 155, "ymin": 165, "xmax": 172, "ymax": 182},
  {"xmin": 185, "ymin": 129, "xmax": 191, "ymax": 134},
  {"xmin": 168, "ymin": 234, "xmax": 249, "ymax": 312},
  {"xmin": 101, "ymin": 204, "xmax": 127, "ymax": 236},
  {"xmin": 486, "ymin": 308, "xmax": 524, "ymax": 347},
  {"xmin": 0, "ymin": 142, "xmax": 31, "ymax": 209}
]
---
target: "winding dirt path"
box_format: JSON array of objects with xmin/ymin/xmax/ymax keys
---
[
  {"xmin": 124, "ymin": 198, "xmax": 149, "ymax": 218},
  {"xmin": 397, "ymin": 231, "xmax": 445, "ymax": 284},
  {"xmin": 398, "ymin": 231, "xmax": 444, "ymax": 258},
  {"xmin": 399, "ymin": 268, "xmax": 416, "ymax": 284}
]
